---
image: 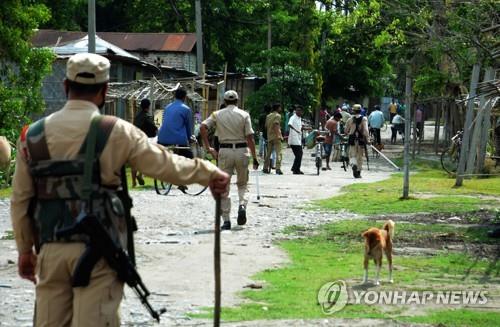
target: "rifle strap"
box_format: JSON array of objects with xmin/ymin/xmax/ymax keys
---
[{"xmin": 81, "ymin": 116, "xmax": 101, "ymax": 202}]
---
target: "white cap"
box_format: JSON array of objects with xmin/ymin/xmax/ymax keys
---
[
  {"xmin": 66, "ymin": 53, "xmax": 110, "ymax": 84},
  {"xmin": 224, "ymin": 90, "xmax": 238, "ymax": 101}
]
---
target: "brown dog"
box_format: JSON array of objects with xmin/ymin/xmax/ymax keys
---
[
  {"xmin": 362, "ymin": 220, "xmax": 395, "ymax": 285},
  {"xmin": 372, "ymin": 143, "xmax": 384, "ymax": 158}
]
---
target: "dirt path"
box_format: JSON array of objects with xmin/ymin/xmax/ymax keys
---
[{"xmin": 0, "ymin": 146, "xmax": 399, "ymax": 326}]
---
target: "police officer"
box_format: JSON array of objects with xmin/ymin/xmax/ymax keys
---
[
  {"xmin": 200, "ymin": 90, "xmax": 259, "ymax": 230},
  {"xmin": 345, "ymin": 104, "xmax": 370, "ymax": 178},
  {"xmin": 10, "ymin": 53, "xmax": 230, "ymax": 327}
]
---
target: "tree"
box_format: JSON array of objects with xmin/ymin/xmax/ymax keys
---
[{"xmin": 0, "ymin": 1, "xmax": 54, "ymax": 141}]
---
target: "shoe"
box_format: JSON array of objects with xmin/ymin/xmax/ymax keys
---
[
  {"xmin": 137, "ymin": 175, "xmax": 145, "ymax": 186},
  {"xmin": 352, "ymin": 165, "xmax": 358, "ymax": 178},
  {"xmin": 178, "ymin": 185, "xmax": 188, "ymax": 193},
  {"xmin": 321, "ymin": 167, "xmax": 327, "ymax": 171},
  {"xmin": 237, "ymin": 205, "xmax": 247, "ymax": 225},
  {"xmin": 262, "ymin": 168, "xmax": 270, "ymax": 174},
  {"xmin": 487, "ymin": 228, "xmax": 500, "ymax": 238},
  {"xmin": 221, "ymin": 220, "xmax": 231, "ymax": 230},
  {"xmin": 275, "ymin": 169, "xmax": 283, "ymax": 175}
]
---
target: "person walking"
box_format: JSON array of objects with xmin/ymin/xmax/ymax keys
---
[
  {"xmin": 415, "ymin": 104, "xmax": 425, "ymax": 140},
  {"xmin": 200, "ymin": 90, "xmax": 259, "ymax": 230},
  {"xmin": 323, "ymin": 112, "xmax": 342, "ymax": 170},
  {"xmin": 132, "ymin": 98, "xmax": 157, "ymax": 187},
  {"xmin": 388, "ymin": 98, "xmax": 398, "ymax": 122},
  {"xmin": 157, "ymin": 87, "xmax": 194, "ymax": 158},
  {"xmin": 368, "ymin": 105, "xmax": 384, "ymax": 145},
  {"xmin": 391, "ymin": 111, "xmax": 405, "ymax": 143},
  {"xmin": 345, "ymin": 104, "xmax": 370, "ymax": 178},
  {"xmin": 263, "ymin": 103, "xmax": 283, "ymax": 174},
  {"xmin": 10, "ymin": 53, "xmax": 230, "ymax": 327},
  {"xmin": 288, "ymin": 105, "xmax": 305, "ymax": 174}
]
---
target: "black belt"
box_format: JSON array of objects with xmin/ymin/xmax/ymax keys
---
[{"xmin": 219, "ymin": 142, "xmax": 247, "ymax": 149}]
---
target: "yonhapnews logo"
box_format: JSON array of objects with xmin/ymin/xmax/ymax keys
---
[
  {"xmin": 317, "ymin": 280, "xmax": 488, "ymax": 315},
  {"xmin": 317, "ymin": 280, "xmax": 349, "ymax": 314}
]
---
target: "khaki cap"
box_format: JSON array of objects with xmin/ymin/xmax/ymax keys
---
[
  {"xmin": 66, "ymin": 53, "xmax": 110, "ymax": 84},
  {"xmin": 353, "ymin": 104, "xmax": 362, "ymax": 112},
  {"xmin": 224, "ymin": 90, "xmax": 238, "ymax": 101}
]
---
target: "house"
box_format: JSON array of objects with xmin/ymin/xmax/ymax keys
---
[{"xmin": 32, "ymin": 29, "xmax": 198, "ymax": 78}]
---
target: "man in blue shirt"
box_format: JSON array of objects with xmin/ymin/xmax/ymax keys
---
[
  {"xmin": 158, "ymin": 88, "xmax": 194, "ymax": 158},
  {"xmin": 368, "ymin": 105, "xmax": 384, "ymax": 145}
]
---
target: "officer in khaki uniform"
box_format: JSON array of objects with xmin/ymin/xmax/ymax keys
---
[
  {"xmin": 344, "ymin": 104, "xmax": 370, "ymax": 178},
  {"xmin": 200, "ymin": 90, "xmax": 259, "ymax": 230},
  {"xmin": 10, "ymin": 53, "xmax": 230, "ymax": 327},
  {"xmin": 263, "ymin": 103, "xmax": 283, "ymax": 174}
]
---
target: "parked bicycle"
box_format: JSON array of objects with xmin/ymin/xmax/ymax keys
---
[
  {"xmin": 154, "ymin": 140, "xmax": 209, "ymax": 196},
  {"xmin": 310, "ymin": 130, "xmax": 328, "ymax": 175},
  {"xmin": 440, "ymin": 130, "xmax": 463, "ymax": 175}
]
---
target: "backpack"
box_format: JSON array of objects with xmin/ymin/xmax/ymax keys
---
[
  {"xmin": 348, "ymin": 116, "xmax": 365, "ymax": 146},
  {"xmin": 25, "ymin": 115, "xmax": 129, "ymax": 251}
]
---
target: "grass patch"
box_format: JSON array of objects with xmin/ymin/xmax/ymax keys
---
[
  {"xmin": 315, "ymin": 159, "xmax": 500, "ymax": 215},
  {"xmin": 0, "ymin": 186, "xmax": 11, "ymax": 199},
  {"xmin": 192, "ymin": 219, "xmax": 499, "ymax": 324},
  {"xmin": 0, "ymin": 230, "xmax": 14, "ymax": 240},
  {"xmin": 401, "ymin": 309, "xmax": 500, "ymax": 327}
]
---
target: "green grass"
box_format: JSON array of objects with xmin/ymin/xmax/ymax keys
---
[
  {"xmin": 192, "ymin": 219, "xmax": 500, "ymax": 325},
  {"xmin": 0, "ymin": 186, "xmax": 11, "ymax": 198},
  {"xmin": 315, "ymin": 158, "xmax": 500, "ymax": 215},
  {"xmin": 400, "ymin": 309, "xmax": 500, "ymax": 327}
]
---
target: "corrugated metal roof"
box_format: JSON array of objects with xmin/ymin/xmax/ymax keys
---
[
  {"xmin": 52, "ymin": 35, "xmax": 140, "ymax": 61},
  {"xmin": 32, "ymin": 29, "xmax": 196, "ymax": 53}
]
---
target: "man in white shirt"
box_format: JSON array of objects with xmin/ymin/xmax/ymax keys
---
[{"xmin": 288, "ymin": 105, "xmax": 304, "ymax": 174}]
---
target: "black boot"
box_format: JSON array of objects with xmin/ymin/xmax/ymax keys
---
[
  {"xmin": 221, "ymin": 220, "xmax": 231, "ymax": 230},
  {"xmin": 237, "ymin": 205, "xmax": 247, "ymax": 225}
]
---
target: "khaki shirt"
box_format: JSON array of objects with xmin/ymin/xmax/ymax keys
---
[
  {"xmin": 345, "ymin": 115, "xmax": 369, "ymax": 141},
  {"xmin": 11, "ymin": 100, "xmax": 217, "ymax": 254},
  {"xmin": 265, "ymin": 112, "xmax": 281, "ymax": 141},
  {"xmin": 202, "ymin": 105, "xmax": 254, "ymax": 143}
]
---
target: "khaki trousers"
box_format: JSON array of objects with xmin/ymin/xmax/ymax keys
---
[
  {"xmin": 349, "ymin": 144, "xmax": 365, "ymax": 171},
  {"xmin": 263, "ymin": 139, "xmax": 282, "ymax": 170},
  {"xmin": 35, "ymin": 243, "xmax": 123, "ymax": 327},
  {"xmin": 218, "ymin": 147, "xmax": 250, "ymax": 220}
]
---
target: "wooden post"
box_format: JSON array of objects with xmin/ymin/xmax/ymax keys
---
[
  {"xmin": 476, "ymin": 67, "xmax": 495, "ymax": 173},
  {"xmin": 466, "ymin": 67, "xmax": 494, "ymax": 176},
  {"xmin": 455, "ymin": 63, "xmax": 481, "ymax": 187},
  {"xmin": 402, "ymin": 67, "xmax": 412, "ymax": 199}
]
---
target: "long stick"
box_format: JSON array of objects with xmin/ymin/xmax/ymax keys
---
[
  {"xmin": 214, "ymin": 196, "xmax": 221, "ymax": 327},
  {"xmin": 369, "ymin": 145, "xmax": 401, "ymax": 171},
  {"xmin": 255, "ymin": 171, "xmax": 260, "ymax": 200}
]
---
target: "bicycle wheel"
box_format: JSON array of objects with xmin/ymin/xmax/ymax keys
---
[
  {"xmin": 154, "ymin": 179, "xmax": 172, "ymax": 195},
  {"xmin": 440, "ymin": 145, "xmax": 459, "ymax": 175},
  {"xmin": 179, "ymin": 143, "xmax": 209, "ymax": 196}
]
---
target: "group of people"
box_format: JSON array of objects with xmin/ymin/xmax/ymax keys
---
[{"xmin": 9, "ymin": 52, "xmax": 258, "ymax": 326}]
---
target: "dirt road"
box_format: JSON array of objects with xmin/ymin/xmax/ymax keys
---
[{"xmin": 0, "ymin": 146, "xmax": 398, "ymax": 326}]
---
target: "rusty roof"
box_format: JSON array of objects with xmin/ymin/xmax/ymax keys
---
[{"xmin": 32, "ymin": 29, "xmax": 196, "ymax": 53}]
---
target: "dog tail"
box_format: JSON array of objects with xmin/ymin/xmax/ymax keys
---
[{"xmin": 383, "ymin": 220, "xmax": 395, "ymax": 239}]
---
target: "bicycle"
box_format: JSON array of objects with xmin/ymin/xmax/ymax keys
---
[
  {"xmin": 154, "ymin": 140, "xmax": 209, "ymax": 196},
  {"xmin": 339, "ymin": 137, "xmax": 350, "ymax": 172},
  {"xmin": 440, "ymin": 130, "xmax": 463, "ymax": 175},
  {"xmin": 311, "ymin": 130, "xmax": 327, "ymax": 175}
]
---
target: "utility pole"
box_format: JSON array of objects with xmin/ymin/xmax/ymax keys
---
[
  {"xmin": 455, "ymin": 63, "xmax": 481, "ymax": 187},
  {"xmin": 267, "ymin": 14, "xmax": 272, "ymax": 83},
  {"xmin": 88, "ymin": 0, "xmax": 96, "ymax": 53},
  {"xmin": 402, "ymin": 67, "xmax": 412, "ymax": 199},
  {"xmin": 195, "ymin": 0, "xmax": 204, "ymax": 77}
]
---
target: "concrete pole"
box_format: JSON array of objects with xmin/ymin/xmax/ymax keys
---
[
  {"xmin": 466, "ymin": 67, "xmax": 495, "ymax": 175},
  {"xmin": 402, "ymin": 67, "xmax": 412, "ymax": 199},
  {"xmin": 88, "ymin": 0, "xmax": 96, "ymax": 53},
  {"xmin": 195, "ymin": 0, "xmax": 204, "ymax": 77},
  {"xmin": 267, "ymin": 15, "xmax": 272, "ymax": 83},
  {"xmin": 455, "ymin": 63, "xmax": 481, "ymax": 187},
  {"xmin": 476, "ymin": 67, "xmax": 496, "ymax": 173}
]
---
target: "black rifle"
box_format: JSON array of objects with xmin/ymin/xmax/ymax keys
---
[{"xmin": 56, "ymin": 210, "xmax": 166, "ymax": 322}]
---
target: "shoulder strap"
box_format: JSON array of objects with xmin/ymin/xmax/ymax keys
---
[
  {"xmin": 26, "ymin": 118, "xmax": 49, "ymax": 161},
  {"xmin": 78, "ymin": 115, "xmax": 118, "ymax": 155}
]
